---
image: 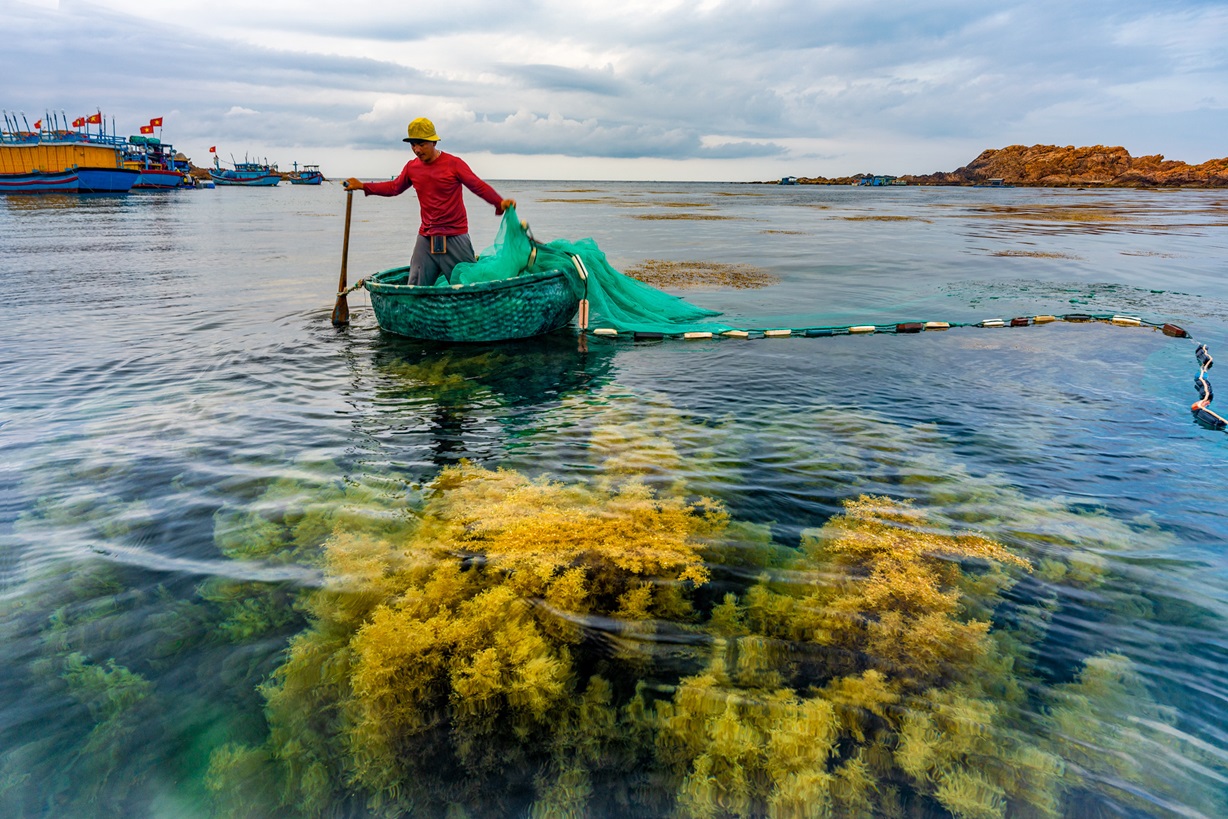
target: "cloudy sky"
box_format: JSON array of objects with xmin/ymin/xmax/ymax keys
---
[{"xmin": 4, "ymin": 0, "xmax": 1226, "ymax": 181}]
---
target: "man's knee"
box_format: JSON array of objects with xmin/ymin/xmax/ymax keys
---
[{"xmin": 411, "ymin": 266, "xmax": 442, "ymax": 286}]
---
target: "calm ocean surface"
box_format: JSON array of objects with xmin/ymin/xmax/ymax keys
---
[{"xmin": 1, "ymin": 182, "xmax": 1226, "ymax": 818}]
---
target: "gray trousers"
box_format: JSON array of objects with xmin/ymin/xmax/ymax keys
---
[{"xmin": 408, "ymin": 233, "xmax": 476, "ymax": 286}]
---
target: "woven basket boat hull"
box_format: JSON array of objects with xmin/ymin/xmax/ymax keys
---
[{"xmin": 365, "ymin": 266, "xmax": 579, "ymax": 342}]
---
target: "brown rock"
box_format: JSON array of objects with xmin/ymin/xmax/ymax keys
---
[
  {"xmin": 902, "ymin": 144, "xmax": 1228, "ymax": 187},
  {"xmin": 782, "ymin": 144, "xmax": 1228, "ymax": 187}
]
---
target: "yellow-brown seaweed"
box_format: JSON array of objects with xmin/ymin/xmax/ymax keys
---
[{"xmin": 199, "ymin": 408, "xmax": 1223, "ymax": 818}]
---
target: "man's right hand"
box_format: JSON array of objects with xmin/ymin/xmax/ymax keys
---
[{"xmin": 343, "ymin": 177, "xmax": 364, "ymax": 191}]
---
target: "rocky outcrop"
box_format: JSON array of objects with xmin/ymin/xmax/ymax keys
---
[
  {"xmin": 788, "ymin": 145, "xmax": 1228, "ymax": 187},
  {"xmin": 910, "ymin": 144, "xmax": 1228, "ymax": 187}
]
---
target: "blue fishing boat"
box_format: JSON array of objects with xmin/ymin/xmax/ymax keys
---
[
  {"xmin": 125, "ymin": 136, "xmax": 193, "ymax": 189},
  {"xmin": 134, "ymin": 168, "xmax": 191, "ymax": 189},
  {"xmin": 76, "ymin": 166, "xmax": 141, "ymax": 193},
  {"xmin": 1, "ymin": 125, "xmax": 138, "ymax": 195},
  {"xmin": 0, "ymin": 169, "xmax": 79, "ymax": 194},
  {"xmin": 287, "ymin": 162, "xmax": 323, "ymax": 185},
  {"xmin": 210, "ymin": 155, "xmax": 280, "ymax": 186}
]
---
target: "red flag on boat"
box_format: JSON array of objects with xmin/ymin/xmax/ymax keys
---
[
  {"xmin": 149, "ymin": 117, "xmax": 163, "ymax": 127},
  {"xmin": 140, "ymin": 124, "xmax": 154, "ymax": 134},
  {"xmin": 33, "ymin": 119, "xmax": 42, "ymax": 130},
  {"xmin": 72, "ymin": 117, "xmax": 85, "ymax": 127},
  {"xmin": 209, "ymin": 146, "xmax": 216, "ymax": 153},
  {"xmin": 86, "ymin": 113, "xmax": 101, "ymax": 124}
]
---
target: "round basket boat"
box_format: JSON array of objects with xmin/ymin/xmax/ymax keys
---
[{"xmin": 363, "ymin": 266, "xmax": 580, "ymax": 342}]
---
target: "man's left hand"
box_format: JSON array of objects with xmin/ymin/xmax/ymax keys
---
[{"xmin": 499, "ymin": 198, "xmax": 517, "ymax": 214}]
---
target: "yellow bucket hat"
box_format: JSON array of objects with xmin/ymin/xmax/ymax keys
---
[{"xmin": 404, "ymin": 117, "xmax": 441, "ymax": 143}]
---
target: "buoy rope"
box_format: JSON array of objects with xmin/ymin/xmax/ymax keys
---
[
  {"xmin": 338, "ymin": 278, "xmax": 365, "ymax": 297},
  {"xmin": 587, "ymin": 312, "xmax": 1223, "ymax": 432},
  {"xmin": 588, "ymin": 311, "xmax": 1180, "ymax": 339},
  {"xmin": 1192, "ymin": 344, "xmax": 1225, "ymax": 430}
]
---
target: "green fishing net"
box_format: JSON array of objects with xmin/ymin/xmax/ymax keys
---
[{"xmin": 452, "ymin": 207, "xmax": 730, "ymax": 334}]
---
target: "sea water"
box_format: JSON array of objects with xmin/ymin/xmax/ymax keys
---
[{"xmin": 1, "ymin": 182, "xmax": 1226, "ymax": 817}]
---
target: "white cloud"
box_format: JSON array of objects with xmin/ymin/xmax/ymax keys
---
[{"xmin": 1112, "ymin": 7, "xmax": 1228, "ymax": 72}]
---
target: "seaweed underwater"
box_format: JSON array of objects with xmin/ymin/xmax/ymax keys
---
[
  {"xmin": 0, "ymin": 455, "xmax": 424, "ymax": 817},
  {"xmin": 0, "ymin": 472, "xmax": 217, "ymax": 817},
  {"xmin": 2, "ymin": 387, "xmax": 1220, "ymax": 818},
  {"xmin": 199, "ymin": 394, "xmax": 1225, "ymax": 818}
]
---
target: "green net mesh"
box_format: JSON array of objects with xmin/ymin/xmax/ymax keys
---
[{"xmin": 453, "ymin": 207, "xmax": 731, "ymax": 334}]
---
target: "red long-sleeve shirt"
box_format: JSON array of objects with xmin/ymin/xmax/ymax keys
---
[{"xmin": 361, "ymin": 152, "xmax": 505, "ymax": 236}]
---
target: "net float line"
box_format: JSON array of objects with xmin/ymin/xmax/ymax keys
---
[
  {"xmin": 589, "ymin": 312, "xmax": 1180, "ymax": 339},
  {"xmin": 1192, "ymin": 343, "xmax": 1225, "ymax": 430},
  {"xmin": 587, "ymin": 312, "xmax": 1223, "ymax": 432}
]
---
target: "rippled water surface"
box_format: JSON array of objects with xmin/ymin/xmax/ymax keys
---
[{"xmin": 2, "ymin": 183, "xmax": 1226, "ymax": 818}]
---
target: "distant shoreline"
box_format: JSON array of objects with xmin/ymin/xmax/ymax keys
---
[{"xmin": 770, "ymin": 144, "xmax": 1228, "ymax": 188}]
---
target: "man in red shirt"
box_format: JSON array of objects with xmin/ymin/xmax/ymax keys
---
[{"xmin": 345, "ymin": 118, "xmax": 515, "ymax": 286}]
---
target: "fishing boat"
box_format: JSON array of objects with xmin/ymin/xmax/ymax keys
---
[
  {"xmin": 0, "ymin": 141, "xmax": 139, "ymax": 194},
  {"xmin": 287, "ymin": 163, "xmax": 323, "ymax": 185},
  {"xmin": 124, "ymin": 136, "xmax": 192, "ymax": 189},
  {"xmin": 76, "ymin": 166, "xmax": 141, "ymax": 193},
  {"xmin": 0, "ymin": 132, "xmax": 138, "ymax": 194},
  {"xmin": 133, "ymin": 167, "xmax": 191, "ymax": 189},
  {"xmin": 209, "ymin": 155, "xmax": 280, "ymax": 186},
  {"xmin": 0, "ymin": 169, "xmax": 79, "ymax": 194},
  {"xmin": 346, "ymin": 211, "xmax": 714, "ymax": 342},
  {"xmin": 363, "ymin": 266, "xmax": 580, "ymax": 342}
]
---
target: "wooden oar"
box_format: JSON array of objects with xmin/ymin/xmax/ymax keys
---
[{"xmin": 331, "ymin": 187, "xmax": 354, "ymax": 325}]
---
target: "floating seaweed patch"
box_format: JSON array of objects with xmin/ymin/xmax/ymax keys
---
[
  {"xmin": 839, "ymin": 215, "xmax": 931, "ymax": 222},
  {"xmin": 965, "ymin": 202, "xmax": 1228, "ymax": 236},
  {"xmin": 623, "ymin": 259, "xmax": 778, "ymax": 290},
  {"xmin": 536, "ymin": 197, "xmax": 618, "ymax": 204},
  {"xmin": 990, "ymin": 250, "xmax": 1079, "ymax": 258},
  {"xmin": 631, "ymin": 213, "xmax": 734, "ymax": 221},
  {"xmin": 972, "ymin": 204, "xmax": 1131, "ymax": 223}
]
